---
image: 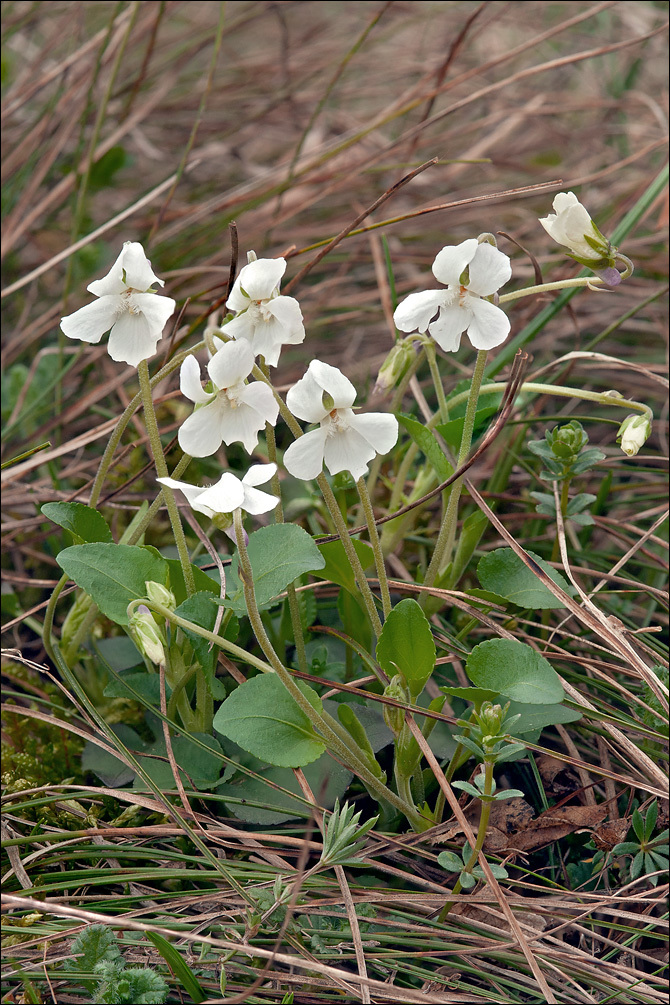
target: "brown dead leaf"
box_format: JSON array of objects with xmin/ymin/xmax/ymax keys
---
[
  {"xmin": 537, "ymin": 754, "xmax": 581, "ymax": 797},
  {"xmin": 505, "ymin": 804, "xmax": 607, "ymax": 853},
  {"xmin": 591, "ymin": 817, "xmax": 630, "ymax": 851}
]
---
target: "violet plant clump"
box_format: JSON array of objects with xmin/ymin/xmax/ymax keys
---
[{"xmin": 44, "ymin": 190, "xmax": 658, "ymax": 899}]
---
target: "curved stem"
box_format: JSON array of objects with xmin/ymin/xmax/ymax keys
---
[
  {"xmin": 260, "ymin": 362, "xmax": 308, "ymax": 675},
  {"xmin": 439, "ymin": 759, "xmax": 494, "ymax": 921},
  {"xmin": 357, "ymin": 477, "xmax": 391, "ymax": 619},
  {"xmin": 316, "ymin": 473, "xmax": 383, "ymax": 639},
  {"xmin": 424, "ymin": 340, "xmax": 450, "ymax": 423},
  {"xmin": 89, "ymin": 342, "xmax": 204, "ymax": 508},
  {"xmin": 498, "ymin": 275, "xmax": 606, "ymax": 305},
  {"xmin": 231, "ymin": 510, "xmax": 421, "ymax": 825},
  {"xmin": 423, "ymin": 349, "xmax": 488, "ymax": 592}
]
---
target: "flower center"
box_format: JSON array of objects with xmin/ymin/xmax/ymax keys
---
[
  {"xmin": 246, "ymin": 300, "xmax": 274, "ymax": 323},
  {"xmin": 325, "ymin": 408, "xmax": 351, "ymax": 436}
]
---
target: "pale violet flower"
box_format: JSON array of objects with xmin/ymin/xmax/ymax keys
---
[
  {"xmin": 178, "ymin": 339, "xmax": 278, "ymax": 457},
  {"xmin": 393, "ymin": 239, "xmax": 512, "ymax": 352},
  {"xmin": 283, "ymin": 360, "xmax": 398, "ymax": 481},
  {"xmin": 60, "ymin": 242, "xmax": 176, "ymax": 367},
  {"xmin": 158, "ymin": 464, "xmax": 278, "ymax": 519},
  {"xmin": 221, "ymin": 257, "xmax": 305, "ymax": 366}
]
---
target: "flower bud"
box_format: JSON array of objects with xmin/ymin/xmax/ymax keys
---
[
  {"xmin": 373, "ymin": 339, "xmax": 416, "ymax": 396},
  {"xmin": 617, "ymin": 414, "xmax": 652, "ymax": 457},
  {"xmin": 476, "ymin": 701, "xmax": 507, "ymax": 738},
  {"xmin": 382, "ymin": 675, "xmax": 410, "ymax": 736},
  {"xmin": 145, "ymin": 581, "xmax": 176, "ymax": 611},
  {"xmin": 128, "ymin": 604, "xmax": 165, "ymax": 665}
]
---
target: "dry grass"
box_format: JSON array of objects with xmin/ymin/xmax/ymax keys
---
[{"xmin": 2, "ymin": 2, "xmax": 669, "ymax": 1003}]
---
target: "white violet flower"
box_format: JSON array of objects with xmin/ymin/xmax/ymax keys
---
[
  {"xmin": 283, "ymin": 360, "xmax": 398, "ymax": 481},
  {"xmin": 539, "ymin": 192, "xmax": 607, "ymax": 261},
  {"xmin": 221, "ymin": 257, "xmax": 305, "ymax": 366},
  {"xmin": 60, "ymin": 241, "xmax": 176, "ymax": 367},
  {"xmin": 617, "ymin": 414, "xmax": 652, "ymax": 457},
  {"xmin": 157, "ymin": 464, "xmax": 278, "ymax": 519},
  {"xmin": 393, "ymin": 239, "xmax": 512, "ymax": 352},
  {"xmin": 178, "ymin": 339, "xmax": 278, "ymax": 457}
]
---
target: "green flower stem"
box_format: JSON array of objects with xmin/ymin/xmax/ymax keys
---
[
  {"xmin": 137, "ymin": 359, "xmax": 195, "ymax": 597},
  {"xmin": 365, "ymin": 343, "xmax": 425, "ymax": 502},
  {"xmin": 446, "ymin": 381, "xmax": 653, "ymax": 423},
  {"xmin": 498, "ymin": 275, "xmax": 608, "ymax": 305},
  {"xmin": 423, "ymin": 349, "xmax": 489, "ymax": 593},
  {"xmin": 163, "ymin": 645, "xmax": 198, "ymax": 732},
  {"xmin": 316, "ymin": 473, "xmax": 383, "ymax": 639},
  {"xmin": 423, "ymin": 340, "xmax": 450, "ymax": 423},
  {"xmin": 89, "ymin": 342, "xmax": 204, "ymax": 509},
  {"xmin": 439, "ymin": 759, "xmax": 494, "ymax": 921},
  {"xmin": 260, "ymin": 362, "xmax": 308, "ymax": 675},
  {"xmin": 231, "ymin": 509, "xmax": 422, "ymax": 827},
  {"xmin": 356, "ymin": 477, "xmax": 391, "ymax": 619},
  {"xmin": 42, "ymin": 574, "xmax": 70, "ymax": 665},
  {"xmin": 165, "ymin": 662, "xmax": 198, "ymax": 727},
  {"xmin": 550, "ymin": 477, "xmax": 572, "ymax": 565}
]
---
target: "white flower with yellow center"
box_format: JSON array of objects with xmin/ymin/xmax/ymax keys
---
[
  {"xmin": 60, "ymin": 242, "xmax": 176, "ymax": 367},
  {"xmin": 178, "ymin": 339, "xmax": 278, "ymax": 457},
  {"xmin": 283, "ymin": 360, "xmax": 398, "ymax": 481},
  {"xmin": 393, "ymin": 239, "xmax": 512, "ymax": 352},
  {"xmin": 221, "ymin": 257, "xmax": 305, "ymax": 366}
]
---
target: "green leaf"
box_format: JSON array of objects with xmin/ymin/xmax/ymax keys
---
[
  {"xmin": 56, "ymin": 543, "xmax": 168, "ymax": 625},
  {"xmin": 145, "ymin": 932, "xmax": 206, "ymax": 1003},
  {"xmin": 477, "ymin": 548, "xmax": 575, "ymax": 609},
  {"xmin": 93, "ymin": 636, "xmax": 143, "ymax": 672},
  {"xmin": 440, "ymin": 685, "xmax": 499, "ymax": 706},
  {"xmin": 504, "ymin": 700, "xmax": 582, "ymax": 734},
  {"xmin": 166, "ymin": 559, "xmax": 219, "ymax": 607},
  {"xmin": 213, "ymin": 673, "xmax": 325, "ymax": 767},
  {"xmin": 104, "ymin": 672, "xmax": 168, "ymax": 705},
  {"xmin": 376, "ymin": 598, "xmax": 435, "ymax": 698},
  {"xmin": 644, "ymin": 800, "xmax": 659, "ymax": 842},
  {"xmin": 632, "ymin": 807, "xmax": 645, "ymax": 842},
  {"xmin": 81, "ymin": 724, "xmax": 142, "ymax": 787},
  {"xmin": 436, "ymin": 405, "xmax": 499, "ymax": 451},
  {"xmin": 397, "ymin": 412, "xmax": 453, "ymax": 481},
  {"xmin": 223, "ymin": 524, "xmax": 325, "ymax": 614},
  {"xmin": 133, "ymin": 733, "xmax": 224, "ymax": 791},
  {"xmin": 318, "ymin": 537, "xmax": 374, "ymax": 595},
  {"xmin": 218, "ymin": 752, "xmax": 352, "ymax": 824},
  {"xmin": 437, "ymin": 851, "xmax": 463, "ymax": 872},
  {"xmin": 466, "ymin": 639, "xmax": 564, "ymax": 704},
  {"xmin": 451, "ymin": 780, "xmax": 481, "ymax": 798},
  {"xmin": 459, "ymin": 871, "xmax": 476, "ymax": 889},
  {"xmin": 174, "ymin": 591, "xmax": 238, "ymax": 681},
  {"xmin": 42, "ymin": 501, "xmax": 113, "ymax": 544}
]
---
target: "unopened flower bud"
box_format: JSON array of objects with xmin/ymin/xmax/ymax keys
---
[
  {"xmin": 145, "ymin": 581, "xmax": 176, "ymax": 611},
  {"xmin": 128, "ymin": 604, "xmax": 165, "ymax": 665},
  {"xmin": 373, "ymin": 339, "xmax": 416, "ymax": 396},
  {"xmin": 617, "ymin": 414, "xmax": 652, "ymax": 457},
  {"xmin": 477, "ymin": 701, "xmax": 508, "ymax": 737},
  {"xmin": 382, "ymin": 675, "xmax": 410, "ymax": 736}
]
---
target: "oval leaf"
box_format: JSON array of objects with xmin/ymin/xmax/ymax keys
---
[
  {"xmin": 477, "ymin": 548, "xmax": 575, "ymax": 609},
  {"xmin": 213, "ymin": 673, "xmax": 325, "ymax": 767},
  {"xmin": 57, "ymin": 543, "xmax": 168, "ymax": 625},
  {"xmin": 376, "ymin": 598, "xmax": 435, "ymax": 697},
  {"xmin": 466, "ymin": 638, "xmax": 564, "ymax": 704},
  {"xmin": 223, "ymin": 524, "xmax": 325, "ymax": 615},
  {"xmin": 42, "ymin": 501, "xmax": 112, "ymax": 544}
]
